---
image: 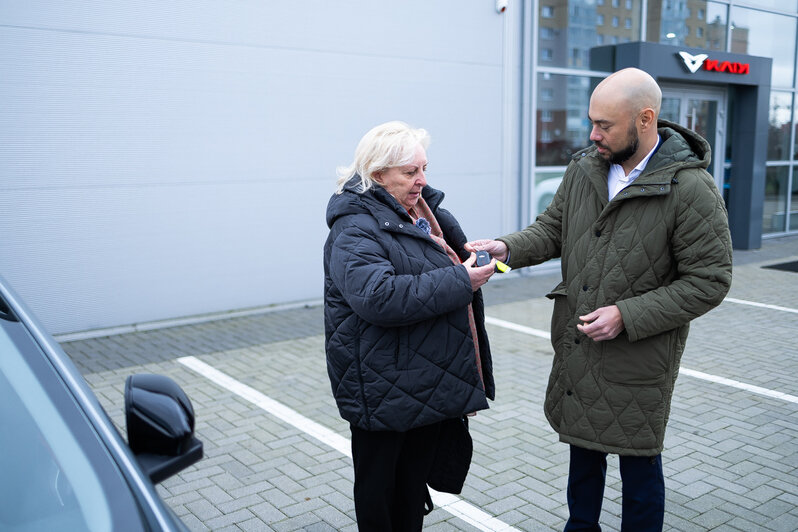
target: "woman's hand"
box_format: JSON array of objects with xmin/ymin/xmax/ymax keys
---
[
  {"xmin": 463, "ymin": 252, "xmax": 496, "ymax": 292},
  {"xmin": 464, "ymin": 239, "xmax": 509, "ymax": 263}
]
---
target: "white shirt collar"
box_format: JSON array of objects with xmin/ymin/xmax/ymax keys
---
[{"xmin": 608, "ymin": 135, "xmax": 661, "ymax": 200}]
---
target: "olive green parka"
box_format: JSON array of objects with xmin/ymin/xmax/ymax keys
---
[{"xmin": 499, "ymin": 120, "xmax": 732, "ymax": 455}]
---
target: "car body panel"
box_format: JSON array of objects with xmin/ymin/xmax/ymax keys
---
[{"xmin": 0, "ymin": 276, "xmax": 190, "ymax": 531}]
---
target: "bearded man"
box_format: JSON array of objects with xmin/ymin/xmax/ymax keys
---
[{"xmin": 467, "ymin": 68, "xmax": 732, "ymax": 531}]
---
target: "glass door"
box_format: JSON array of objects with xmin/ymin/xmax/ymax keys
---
[{"xmin": 660, "ymin": 85, "xmax": 727, "ymax": 194}]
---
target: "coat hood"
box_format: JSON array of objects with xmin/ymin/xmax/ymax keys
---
[{"xmin": 646, "ymin": 119, "xmax": 711, "ymax": 174}]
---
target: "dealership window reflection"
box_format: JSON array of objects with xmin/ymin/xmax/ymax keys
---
[
  {"xmin": 536, "ymin": 74, "xmax": 600, "ymax": 168},
  {"xmin": 538, "ymin": 0, "xmax": 640, "ymax": 69},
  {"xmin": 768, "ymin": 92, "xmax": 792, "ymax": 160},
  {"xmin": 763, "ymin": 166, "xmax": 790, "ymax": 233},
  {"xmin": 647, "ymin": 0, "xmax": 727, "ymax": 50},
  {"xmin": 791, "ymin": 171, "xmax": 798, "ymax": 231},
  {"xmin": 729, "ymin": 6, "xmax": 796, "ymax": 87}
]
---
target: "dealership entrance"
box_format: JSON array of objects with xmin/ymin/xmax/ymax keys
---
[{"xmin": 660, "ymin": 84, "xmax": 727, "ymax": 192}]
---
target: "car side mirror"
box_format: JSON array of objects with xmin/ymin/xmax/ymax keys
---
[{"xmin": 125, "ymin": 374, "xmax": 203, "ymax": 484}]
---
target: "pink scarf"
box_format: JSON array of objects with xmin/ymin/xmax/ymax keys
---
[{"xmin": 409, "ymin": 198, "xmax": 484, "ymax": 389}]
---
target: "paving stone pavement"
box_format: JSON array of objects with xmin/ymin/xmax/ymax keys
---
[{"xmin": 61, "ymin": 235, "xmax": 798, "ymax": 531}]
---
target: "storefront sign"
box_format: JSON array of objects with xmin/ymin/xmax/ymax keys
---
[{"xmin": 678, "ymin": 51, "xmax": 750, "ymax": 75}]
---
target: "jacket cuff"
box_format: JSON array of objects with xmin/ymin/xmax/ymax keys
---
[{"xmin": 615, "ymin": 299, "xmax": 638, "ymax": 342}]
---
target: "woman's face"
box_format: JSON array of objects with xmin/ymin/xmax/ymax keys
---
[{"xmin": 374, "ymin": 144, "xmax": 428, "ymax": 212}]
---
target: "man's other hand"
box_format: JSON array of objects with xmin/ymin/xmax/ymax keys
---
[{"xmin": 577, "ymin": 305, "xmax": 625, "ymax": 341}]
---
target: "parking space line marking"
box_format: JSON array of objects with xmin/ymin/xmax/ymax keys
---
[
  {"xmin": 724, "ymin": 297, "xmax": 798, "ymax": 315},
  {"xmin": 485, "ymin": 316, "xmax": 550, "ymax": 339},
  {"xmin": 177, "ymin": 356, "xmax": 520, "ymax": 532},
  {"xmin": 484, "ymin": 316, "xmax": 798, "ymax": 405},
  {"xmin": 678, "ymin": 367, "xmax": 798, "ymax": 404}
]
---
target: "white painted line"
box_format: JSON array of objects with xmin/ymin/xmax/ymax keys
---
[
  {"xmin": 678, "ymin": 367, "xmax": 798, "ymax": 404},
  {"xmin": 724, "ymin": 297, "xmax": 798, "ymax": 315},
  {"xmin": 177, "ymin": 356, "xmax": 520, "ymax": 532},
  {"xmin": 178, "ymin": 356, "xmax": 351, "ymax": 456},
  {"xmin": 429, "ymin": 490, "xmax": 520, "ymax": 531},
  {"xmin": 485, "ymin": 315, "xmax": 798, "ymax": 405},
  {"xmin": 485, "ymin": 316, "xmax": 550, "ymax": 339}
]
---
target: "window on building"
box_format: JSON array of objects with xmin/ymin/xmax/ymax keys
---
[
  {"xmin": 625, "ymin": 0, "xmax": 632, "ymax": 8},
  {"xmin": 647, "ymin": 0, "xmax": 726, "ymax": 51},
  {"xmin": 769, "ymin": 92, "xmax": 792, "ymax": 161},
  {"xmin": 570, "ymin": 48, "xmax": 582, "ymax": 67},
  {"xmin": 612, "ymin": 0, "xmax": 620, "ymax": 7},
  {"xmin": 746, "ymin": 0, "xmax": 798, "ymax": 9},
  {"xmin": 731, "ymin": 6, "xmax": 796, "ymax": 87},
  {"xmin": 597, "ymin": 34, "xmax": 605, "ymax": 45},
  {"xmin": 542, "ymin": 5, "xmax": 554, "ymax": 18},
  {"xmin": 763, "ymin": 166, "xmax": 790, "ymax": 233},
  {"xmin": 791, "ymin": 171, "xmax": 798, "ymax": 230},
  {"xmin": 540, "ymin": 0, "xmax": 640, "ymax": 68},
  {"xmin": 536, "ymin": 74, "xmax": 601, "ymax": 168},
  {"xmin": 541, "ymin": 48, "xmax": 554, "ymax": 62}
]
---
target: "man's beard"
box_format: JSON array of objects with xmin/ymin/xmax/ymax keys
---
[{"xmin": 599, "ymin": 123, "xmax": 639, "ymax": 165}]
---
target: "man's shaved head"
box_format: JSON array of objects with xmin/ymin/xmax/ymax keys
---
[
  {"xmin": 588, "ymin": 68, "xmax": 662, "ymax": 171},
  {"xmin": 591, "ymin": 68, "xmax": 662, "ymax": 118}
]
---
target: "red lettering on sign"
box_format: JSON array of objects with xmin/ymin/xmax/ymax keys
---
[{"xmin": 703, "ymin": 59, "xmax": 750, "ymax": 75}]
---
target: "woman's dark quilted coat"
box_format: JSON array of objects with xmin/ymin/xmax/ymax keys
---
[
  {"xmin": 499, "ymin": 121, "xmax": 732, "ymax": 455},
  {"xmin": 324, "ymin": 180, "xmax": 494, "ymax": 432}
]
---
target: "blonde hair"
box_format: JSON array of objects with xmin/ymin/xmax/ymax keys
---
[{"xmin": 336, "ymin": 121, "xmax": 430, "ymax": 194}]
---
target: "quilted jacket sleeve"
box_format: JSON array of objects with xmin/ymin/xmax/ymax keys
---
[
  {"xmin": 328, "ymin": 223, "xmax": 474, "ymax": 328},
  {"xmin": 497, "ymin": 170, "xmax": 567, "ymax": 268},
  {"xmin": 616, "ymin": 171, "xmax": 733, "ymax": 342}
]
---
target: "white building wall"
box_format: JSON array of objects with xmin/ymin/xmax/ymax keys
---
[{"xmin": 0, "ymin": 1, "xmax": 518, "ymax": 334}]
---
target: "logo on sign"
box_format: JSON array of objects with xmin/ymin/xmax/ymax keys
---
[
  {"xmin": 677, "ymin": 51, "xmax": 750, "ymax": 75},
  {"xmin": 678, "ymin": 51, "xmax": 708, "ymax": 73}
]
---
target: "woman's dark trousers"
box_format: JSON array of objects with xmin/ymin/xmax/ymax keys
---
[
  {"xmin": 564, "ymin": 444, "xmax": 665, "ymax": 532},
  {"xmin": 350, "ymin": 422, "xmax": 441, "ymax": 531}
]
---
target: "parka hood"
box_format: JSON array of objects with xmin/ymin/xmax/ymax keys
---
[{"xmin": 647, "ymin": 119, "xmax": 711, "ymax": 174}]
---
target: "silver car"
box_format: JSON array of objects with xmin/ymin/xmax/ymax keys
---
[{"xmin": 0, "ymin": 275, "xmax": 202, "ymax": 531}]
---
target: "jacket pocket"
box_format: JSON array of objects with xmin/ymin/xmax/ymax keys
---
[
  {"xmin": 601, "ymin": 330, "xmax": 673, "ymax": 386},
  {"xmin": 546, "ymin": 282, "xmax": 569, "ymax": 354}
]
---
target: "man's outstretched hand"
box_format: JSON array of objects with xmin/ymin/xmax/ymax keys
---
[{"xmin": 464, "ymin": 239, "xmax": 509, "ymax": 263}]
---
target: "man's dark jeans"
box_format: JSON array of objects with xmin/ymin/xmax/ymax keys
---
[{"xmin": 564, "ymin": 444, "xmax": 665, "ymax": 532}]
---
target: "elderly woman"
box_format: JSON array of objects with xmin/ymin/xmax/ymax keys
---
[{"xmin": 324, "ymin": 121, "xmax": 496, "ymax": 530}]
